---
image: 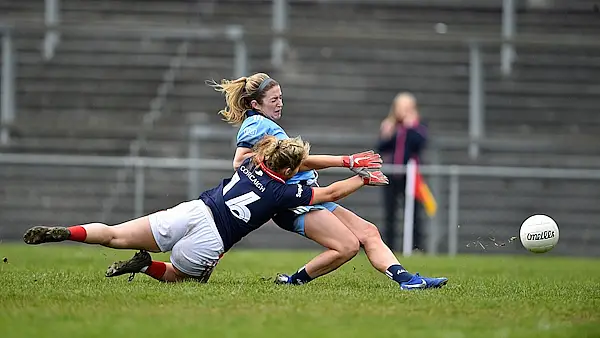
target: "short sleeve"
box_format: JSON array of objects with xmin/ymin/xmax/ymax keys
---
[
  {"xmin": 270, "ymin": 122, "xmax": 289, "ymax": 141},
  {"xmin": 236, "ymin": 116, "xmax": 270, "ymax": 148},
  {"xmin": 274, "ymin": 183, "xmax": 314, "ymax": 209}
]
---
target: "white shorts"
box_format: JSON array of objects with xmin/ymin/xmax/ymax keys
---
[{"xmin": 149, "ymin": 199, "xmax": 225, "ymax": 281}]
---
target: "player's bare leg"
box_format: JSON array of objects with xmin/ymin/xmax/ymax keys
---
[
  {"xmin": 303, "ymin": 210, "xmax": 359, "ymax": 275},
  {"xmin": 332, "ymin": 206, "xmax": 447, "ymax": 289},
  {"xmin": 276, "ymin": 209, "xmax": 359, "ymax": 284},
  {"xmin": 275, "ymin": 206, "xmax": 447, "ymax": 289},
  {"xmin": 23, "ymin": 217, "xmax": 185, "ymax": 283},
  {"xmin": 23, "ymin": 216, "xmax": 160, "ymax": 252},
  {"xmin": 332, "ymin": 206, "xmax": 398, "ymax": 272}
]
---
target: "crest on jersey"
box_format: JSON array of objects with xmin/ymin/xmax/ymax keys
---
[
  {"xmin": 242, "ymin": 127, "xmax": 257, "ymax": 136},
  {"xmin": 296, "ymin": 184, "xmax": 303, "ymax": 198}
]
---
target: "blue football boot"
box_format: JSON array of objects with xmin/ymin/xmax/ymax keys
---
[
  {"xmin": 274, "ymin": 273, "xmax": 294, "ymax": 285},
  {"xmin": 400, "ymin": 272, "xmax": 448, "ymax": 290}
]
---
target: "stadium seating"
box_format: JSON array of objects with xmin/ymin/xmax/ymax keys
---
[
  {"xmin": 0, "ymin": 0, "xmax": 599, "ymax": 255},
  {"xmin": 2, "ymin": 29, "xmax": 238, "ymax": 156}
]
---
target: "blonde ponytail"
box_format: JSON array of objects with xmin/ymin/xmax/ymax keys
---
[
  {"xmin": 206, "ymin": 76, "xmax": 249, "ymax": 126},
  {"xmin": 208, "ymin": 73, "xmax": 280, "ymax": 126}
]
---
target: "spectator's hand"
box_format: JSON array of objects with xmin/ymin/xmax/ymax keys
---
[
  {"xmin": 380, "ymin": 118, "xmax": 396, "ymax": 139},
  {"xmin": 403, "ymin": 113, "xmax": 418, "ymax": 128}
]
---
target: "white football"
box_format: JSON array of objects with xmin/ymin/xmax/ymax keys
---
[{"xmin": 519, "ymin": 214, "xmax": 559, "ymax": 253}]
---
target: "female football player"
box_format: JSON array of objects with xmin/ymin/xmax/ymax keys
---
[
  {"xmin": 209, "ymin": 73, "xmax": 448, "ymax": 290},
  {"xmin": 23, "ymin": 135, "xmax": 389, "ymax": 283}
]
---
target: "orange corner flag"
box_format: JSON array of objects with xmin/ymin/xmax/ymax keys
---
[{"xmin": 414, "ymin": 170, "xmax": 437, "ymax": 218}]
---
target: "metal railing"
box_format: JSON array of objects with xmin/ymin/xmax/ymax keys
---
[
  {"xmin": 43, "ymin": 0, "xmax": 60, "ymax": 61},
  {"xmin": 2, "ymin": 152, "xmax": 600, "ymax": 256},
  {"xmin": 0, "ymin": 28, "xmax": 15, "ymax": 146}
]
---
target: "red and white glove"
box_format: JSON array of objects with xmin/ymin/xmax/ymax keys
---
[
  {"xmin": 342, "ymin": 150, "xmax": 383, "ymax": 170},
  {"xmin": 353, "ymin": 168, "xmax": 389, "ymax": 186}
]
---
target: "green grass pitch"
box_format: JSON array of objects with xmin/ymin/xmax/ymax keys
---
[{"xmin": 0, "ymin": 244, "xmax": 599, "ymax": 338}]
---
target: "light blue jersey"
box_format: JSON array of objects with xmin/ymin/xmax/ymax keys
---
[
  {"xmin": 236, "ymin": 111, "xmax": 317, "ymax": 185},
  {"xmin": 235, "ymin": 110, "xmax": 338, "ymax": 237}
]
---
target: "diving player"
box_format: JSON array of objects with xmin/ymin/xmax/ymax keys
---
[{"xmin": 22, "ymin": 135, "xmax": 388, "ymax": 283}]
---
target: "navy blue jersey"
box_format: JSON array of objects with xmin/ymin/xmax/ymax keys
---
[{"xmin": 199, "ymin": 158, "xmax": 315, "ymax": 251}]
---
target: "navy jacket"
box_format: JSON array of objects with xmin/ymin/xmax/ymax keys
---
[{"xmin": 377, "ymin": 121, "xmax": 428, "ymax": 177}]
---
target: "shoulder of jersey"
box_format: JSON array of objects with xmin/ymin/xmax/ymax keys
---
[
  {"xmin": 239, "ymin": 115, "xmax": 262, "ymax": 129},
  {"xmin": 252, "ymin": 115, "xmax": 280, "ymax": 127},
  {"xmin": 252, "ymin": 165, "xmax": 285, "ymax": 185},
  {"xmin": 247, "ymin": 115, "xmax": 265, "ymax": 122}
]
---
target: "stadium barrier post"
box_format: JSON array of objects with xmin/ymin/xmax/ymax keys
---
[
  {"xmin": 188, "ymin": 127, "xmax": 201, "ymax": 201},
  {"xmin": 468, "ymin": 42, "xmax": 484, "ymax": 160},
  {"xmin": 134, "ymin": 161, "xmax": 145, "ymax": 218},
  {"xmin": 428, "ymin": 149, "xmax": 442, "ymax": 255},
  {"xmin": 272, "ymin": 0, "xmax": 288, "ymax": 68},
  {"xmin": 501, "ymin": 0, "xmax": 516, "ymax": 77},
  {"xmin": 402, "ymin": 159, "xmax": 417, "ymax": 257},
  {"xmin": 448, "ymin": 167, "xmax": 460, "ymax": 256},
  {"xmin": 44, "ymin": 0, "xmax": 61, "ymax": 61},
  {"xmin": 1, "ymin": 30, "xmax": 15, "ymax": 146},
  {"xmin": 227, "ymin": 26, "xmax": 248, "ymax": 78}
]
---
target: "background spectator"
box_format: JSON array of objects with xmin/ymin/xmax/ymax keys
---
[{"xmin": 377, "ymin": 92, "xmax": 428, "ymax": 252}]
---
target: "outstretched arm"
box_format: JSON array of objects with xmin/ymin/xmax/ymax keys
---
[
  {"xmin": 311, "ymin": 170, "xmax": 389, "ymax": 204},
  {"xmin": 235, "ymin": 148, "xmax": 333, "ymax": 171},
  {"xmin": 299, "ymin": 155, "xmax": 344, "ymax": 171},
  {"xmin": 278, "ymin": 170, "xmax": 389, "ymax": 210},
  {"xmin": 234, "ymin": 147, "xmax": 383, "ymax": 172},
  {"xmin": 299, "ymin": 150, "xmax": 383, "ymax": 172}
]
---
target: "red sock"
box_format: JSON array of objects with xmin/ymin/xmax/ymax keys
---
[
  {"xmin": 67, "ymin": 226, "xmax": 87, "ymax": 242},
  {"xmin": 144, "ymin": 261, "xmax": 167, "ymax": 280}
]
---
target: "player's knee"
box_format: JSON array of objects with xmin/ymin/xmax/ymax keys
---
[
  {"xmin": 106, "ymin": 224, "xmax": 131, "ymax": 247},
  {"xmin": 338, "ymin": 236, "xmax": 360, "ymax": 260},
  {"xmin": 359, "ymin": 222, "xmax": 383, "ymax": 246},
  {"xmin": 171, "ymin": 265, "xmax": 197, "ymax": 283},
  {"xmin": 83, "ymin": 222, "xmax": 115, "ymax": 246}
]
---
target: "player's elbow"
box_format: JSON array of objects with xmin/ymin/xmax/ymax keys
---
[
  {"xmin": 312, "ymin": 187, "xmax": 336, "ymax": 204},
  {"xmin": 324, "ymin": 187, "xmax": 343, "ymax": 202},
  {"xmin": 313, "ymin": 184, "xmax": 349, "ymax": 204},
  {"xmin": 233, "ymin": 158, "xmax": 243, "ymax": 170},
  {"xmin": 298, "ymin": 164, "xmax": 311, "ymax": 172}
]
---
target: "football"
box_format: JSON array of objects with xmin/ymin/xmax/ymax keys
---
[{"xmin": 519, "ymin": 214, "xmax": 560, "ymax": 253}]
